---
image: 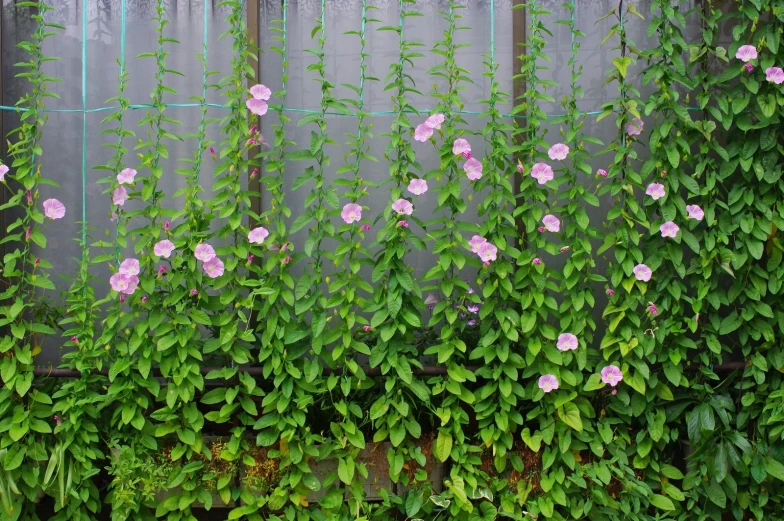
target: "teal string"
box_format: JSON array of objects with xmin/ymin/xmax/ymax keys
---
[
  {"xmin": 489, "ymin": 0, "xmax": 494, "ymax": 64},
  {"xmin": 620, "ymin": 1, "xmax": 626, "ymax": 149},
  {"xmin": 196, "ymin": 0, "xmax": 208, "ymax": 155},
  {"xmin": 81, "ymin": 0, "xmax": 87, "ymax": 242}
]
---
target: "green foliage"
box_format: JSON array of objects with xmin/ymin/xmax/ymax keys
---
[{"xmin": 1, "ymin": 1, "xmax": 784, "ymax": 520}]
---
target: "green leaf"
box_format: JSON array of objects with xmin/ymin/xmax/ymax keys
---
[
  {"xmin": 650, "ymin": 494, "xmax": 675, "ymax": 511},
  {"xmin": 434, "ymin": 430, "xmax": 453, "ymax": 462},
  {"xmin": 764, "ymin": 458, "xmax": 784, "ymax": 482},
  {"xmin": 559, "ymin": 402, "xmax": 583, "ymax": 432}
]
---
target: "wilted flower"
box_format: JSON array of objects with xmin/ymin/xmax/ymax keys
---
[
  {"xmin": 361, "ymin": 224, "xmax": 371, "ymax": 231},
  {"xmin": 282, "ymin": 256, "xmax": 292, "ymax": 265},
  {"xmin": 190, "ymin": 289, "xmax": 198, "ymax": 296},
  {"xmin": 531, "ymin": 163, "xmax": 554, "ymax": 184},
  {"xmin": 660, "ymin": 221, "xmax": 679, "ymax": 238},
  {"xmin": 53, "ymin": 415, "xmax": 61, "ymax": 426},
  {"xmin": 646, "ymin": 183, "xmax": 666, "ymax": 200},
  {"xmin": 250, "ymin": 168, "xmax": 258, "ymax": 179},
  {"xmin": 247, "ymin": 254, "xmax": 254, "ymax": 265},
  {"xmin": 26, "ymin": 190, "xmax": 33, "ymax": 205},
  {"xmin": 735, "ymin": 44, "xmax": 758, "ymax": 62},
  {"xmin": 397, "ymin": 220, "xmax": 409, "ymax": 228},
  {"xmin": 209, "ymin": 146, "xmax": 216, "ymax": 157},
  {"xmin": 157, "ymin": 265, "xmax": 167, "ymax": 277},
  {"xmin": 633, "ymin": 264, "xmax": 652, "ymax": 282},
  {"xmin": 517, "ymin": 160, "xmax": 524, "ymax": 174},
  {"xmin": 647, "ymin": 302, "xmax": 658, "ymax": 316},
  {"xmin": 467, "ymin": 319, "xmax": 477, "ymax": 326},
  {"xmin": 34, "ymin": 257, "xmax": 40, "ymax": 267},
  {"xmin": 606, "ymin": 288, "xmax": 615, "ymax": 296},
  {"xmin": 626, "ymin": 118, "xmax": 644, "ymax": 136},
  {"xmin": 249, "ymin": 226, "xmax": 270, "ymax": 244},
  {"xmin": 548, "ymin": 143, "xmax": 569, "ymax": 161},
  {"xmin": 597, "ymin": 169, "xmax": 608, "ymax": 177},
  {"xmin": 70, "ymin": 336, "xmax": 78, "ymax": 344},
  {"xmin": 43, "ymin": 198, "xmax": 66, "ymax": 219},
  {"xmin": 556, "ymin": 333, "xmax": 579, "ymax": 351},
  {"xmin": 363, "ymin": 325, "xmax": 372, "ymax": 331},
  {"xmin": 601, "ymin": 365, "xmax": 624, "ymax": 387},
  {"xmin": 467, "ymin": 304, "xmax": 479, "ymax": 314},
  {"xmin": 203, "ymin": 257, "xmax": 225, "ymax": 278},
  {"xmin": 744, "ymin": 63, "xmax": 755, "ymax": 73},
  {"xmin": 538, "ymin": 375, "xmax": 559, "ymax": 393},
  {"xmin": 532, "ymin": 257, "xmax": 541, "ymax": 265},
  {"xmin": 686, "ymin": 204, "xmax": 704, "ymax": 221},
  {"xmin": 560, "ymin": 246, "xmax": 570, "ymax": 253},
  {"xmin": 612, "ymin": 389, "xmax": 618, "ymax": 396},
  {"xmin": 25, "ymin": 227, "xmax": 31, "ymax": 240}
]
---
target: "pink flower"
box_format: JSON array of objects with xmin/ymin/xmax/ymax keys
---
[
  {"xmin": 559, "ymin": 246, "xmax": 570, "ymax": 253},
  {"xmin": 467, "ymin": 319, "xmax": 477, "ymax": 326},
  {"xmin": 194, "ymin": 243, "xmax": 216, "ymax": 262},
  {"xmin": 517, "ymin": 161, "xmax": 524, "ymax": 174},
  {"xmin": 531, "ymin": 163, "xmax": 554, "ymax": 184},
  {"xmin": 538, "ymin": 374, "xmax": 559, "ymax": 393},
  {"xmin": 601, "ymin": 365, "xmax": 624, "ymax": 387},
  {"xmin": 250, "ymin": 168, "xmax": 258, "ymax": 179},
  {"xmin": 633, "ymin": 264, "xmax": 652, "ymax": 282},
  {"xmin": 43, "ymin": 198, "xmax": 66, "ymax": 220},
  {"xmin": 597, "ymin": 169, "xmax": 608, "ymax": 177},
  {"xmin": 397, "ymin": 220, "xmax": 409, "ymax": 228},
  {"xmin": 34, "ymin": 258, "xmax": 40, "ymax": 267},
  {"xmin": 190, "ymin": 289, "xmax": 198, "ymax": 296},
  {"xmin": 414, "ymin": 123, "xmax": 433, "ymax": 142},
  {"xmin": 157, "ymin": 265, "xmax": 167, "ymax": 277},
  {"xmin": 735, "ymin": 45, "xmax": 758, "ymax": 62},
  {"xmin": 118, "ymin": 258, "xmax": 140, "ymax": 276},
  {"xmin": 453, "ymin": 138, "xmax": 471, "ymax": 156},
  {"xmin": 408, "ymin": 178, "xmax": 428, "ymax": 196},
  {"xmin": 660, "ymin": 221, "xmax": 679, "ymax": 238},
  {"xmin": 112, "ymin": 186, "xmax": 129, "ymax": 206},
  {"xmin": 363, "ymin": 325, "xmax": 372, "ymax": 331},
  {"xmin": 612, "ymin": 389, "xmax": 618, "ymax": 396},
  {"xmin": 203, "ymin": 257, "xmax": 224, "ymax": 278},
  {"xmin": 111, "ymin": 212, "xmax": 118, "ymax": 222},
  {"xmin": 626, "ymin": 118, "xmax": 644, "ymax": 136},
  {"xmin": 464, "ymin": 158, "xmax": 483, "ymax": 181},
  {"xmin": 209, "ymin": 146, "xmax": 216, "ymax": 157},
  {"xmin": 154, "ymin": 240, "xmax": 175, "ymax": 258},
  {"xmin": 109, "ymin": 273, "xmax": 138, "ymax": 295},
  {"xmin": 647, "ymin": 302, "xmax": 658, "ymax": 316},
  {"xmin": 533, "ymin": 257, "xmax": 541, "ymax": 265},
  {"xmin": 249, "ymin": 84, "xmax": 272, "ymax": 101},
  {"xmin": 556, "ymin": 333, "xmax": 578, "ymax": 351},
  {"xmin": 282, "ymin": 256, "xmax": 292, "ymax": 265},
  {"xmin": 246, "ymin": 137, "xmax": 258, "ymax": 147},
  {"xmin": 548, "ymin": 143, "xmax": 569, "ymax": 161},
  {"xmin": 70, "ymin": 336, "xmax": 77, "ymax": 344},
  {"xmin": 246, "ymin": 98, "xmax": 268, "ymax": 116},
  {"xmin": 538, "ymin": 226, "xmax": 546, "ymax": 233},
  {"xmin": 164, "ymin": 220, "xmax": 171, "ymax": 230},
  {"xmin": 606, "ymin": 288, "xmax": 615, "ymax": 296},
  {"xmin": 247, "ymin": 254, "xmax": 254, "ymax": 264},
  {"xmin": 477, "ymin": 242, "xmax": 498, "ymax": 263},
  {"xmin": 646, "ymin": 183, "xmax": 666, "ymax": 200},
  {"xmin": 468, "ymin": 235, "xmax": 487, "ymax": 254},
  {"xmin": 767, "ymin": 67, "xmax": 784, "ymax": 84},
  {"xmin": 361, "ymin": 224, "xmax": 371, "ymax": 231},
  {"xmin": 26, "ymin": 190, "xmax": 32, "ymax": 205},
  {"xmin": 467, "ymin": 304, "xmax": 479, "ymax": 314},
  {"xmin": 141, "ymin": 296, "xmax": 148, "ymax": 304},
  {"xmin": 686, "ymin": 205, "xmax": 704, "ymax": 221},
  {"xmin": 341, "ymin": 203, "xmax": 363, "ymax": 224},
  {"xmin": 425, "ymin": 113, "xmax": 445, "ymax": 130},
  {"xmin": 119, "ymin": 294, "xmax": 126, "ymax": 302},
  {"xmin": 53, "ymin": 415, "xmax": 61, "ymax": 426},
  {"xmin": 391, "ymin": 198, "xmax": 413, "ymax": 215},
  {"xmin": 0, "ymin": 164, "xmax": 8, "ymax": 182},
  {"xmin": 542, "ymin": 214, "xmax": 560, "ymax": 233},
  {"xmin": 25, "ymin": 227, "xmax": 31, "ymax": 240},
  {"xmin": 248, "ymin": 226, "xmax": 270, "ymax": 244},
  {"xmin": 744, "ymin": 63, "xmax": 755, "ymax": 73},
  {"xmin": 117, "ymin": 168, "xmax": 137, "ymax": 185}
]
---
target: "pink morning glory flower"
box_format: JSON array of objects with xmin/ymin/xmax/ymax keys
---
[
  {"xmin": 538, "ymin": 226, "xmax": 546, "ymax": 233},
  {"xmin": 646, "ymin": 183, "xmax": 666, "ymax": 200},
  {"xmin": 453, "ymin": 138, "xmax": 471, "ymax": 156},
  {"xmin": 425, "ymin": 113, "xmax": 445, "ymax": 130},
  {"xmin": 606, "ymin": 288, "xmax": 615, "ymax": 296},
  {"xmin": 744, "ymin": 63, "xmax": 755, "ymax": 73},
  {"xmin": 660, "ymin": 221, "xmax": 679, "ymax": 238},
  {"xmin": 467, "ymin": 304, "xmax": 479, "ymax": 314},
  {"xmin": 468, "ymin": 235, "xmax": 487, "ymax": 254},
  {"xmin": 164, "ymin": 220, "xmax": 171, "ymax": 230},
  {"xmin": 601, "ymin": 365, "xmax": 624, "ymax": 387},
  {"xmin": 153, "ymin": 240, "xmax": 175, "ymax": 258},
  {"xmin": 647, "ymin": 302, "xmax": 658, "ymax": 316},
  {"xmin": 548, "ymin": 143, "xmax": 569, "ymax": 161},
  {"xmin": 538, "ymin": 374, "xmax": 559, "ymax": 393},
  {"xmin": 0, "ymin": 164, "xmax": 9, "ymax": 182},
  {"xmin": 556, "ymin": 333, "xmax": 578, "ymax": 351},
  {"xmin": 109, "ymin": 273, "xmax": 139, "ymax": 295},
  {"xmin": 362, "ymin": 325, "xmax": 372, "ymax": 331},
  {"xmin": 533, "ymin": 258, "xmax": 541, "ymax": 265},
  {"xmin": 194, "ymin": 243, "xmax": 216, "ymax": 262},
  {"xmin": 414, "ymin": 123, "xmax": 433, "ymax": 142},
  {"xmin": 686, "ymin": 205, "xmax": 704, "ymax": 221},
  {"xmin": 597, "ymin": 169, "xmax": 608, "ymax": 177},
  {"xmin": 477, "ymin": 242, "xmax": 498, "ymax": 263},
  {"xmin": 246, "ymin": 98, "xmax": 268, "ymax": 116},
  {"xmin": 542, "ymin": 214, "xmax": 560, "ymax": 233},
  {"xmin": 118, "ymin": 258, "xmax": 140, "ymax": 276},
  {"xmin": 626, "ymin": 118, "xmax": 644, "ymax": 136},
  {"xmin": 117, "ymin": 168, "xmax": 137, "ymax": 185},
  {"xmin": 633, "ymin": 264, "xmax": 652, "ymax": 282},
  {"xmin": 112, "ymin": 186, "xmax": 129, "ymax": 206},
  {"xmin": 391, "ymin": 198, "xmax": 413, "ymax": 215},
  {"xmin": 190, "ymin": 288, "xmax": 198, "ymax": 296},
  {"xmin": 341, "ymin": 204, "xmax": 362, "ymax": 224},
  {"xmin": 464, "ymin": 158, "xmax": 483, "ymax": 181},
  {"xmin": 531, "ymin": 163, "xmax": 554, "ymax": 184},
  {"xmin": 408, "ymin": 178, "xmax": 428, "ymax": 195},
  {"xmin": 735, "ymin": 45, "xmax": 758, "ymax": 62},
  {"xmin": 250, "ymin": 84, "xmax": 271, "ymax": 101},
  {"xmin": 248, "ymin": 226, "xmax": 270, "ymax": 244},
  {"xmin": 361, "ymin": 224, "xmax": 371, "ymax": 231},
  {"xmin": 517, "ymin": 160, "xmax": 524, "ymax": 174},
  {"xmin": 203, "ymin": 257, "xmax": 225, "ymax": 278},
  {"xmin": 43, "ymin": 198, "xmax": 66, "ymax": 220},
  {"xmin": 766, "ymin": 67, "xmax": 784, "ymax": 84},
  {"xmin": 397, "ymin": 220, "xmax": 409, "ymax": 228}
]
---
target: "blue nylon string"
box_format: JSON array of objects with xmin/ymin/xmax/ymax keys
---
[{"xmin": 81, "ymin": 0, "xmax": 87, "ymax": 242}]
